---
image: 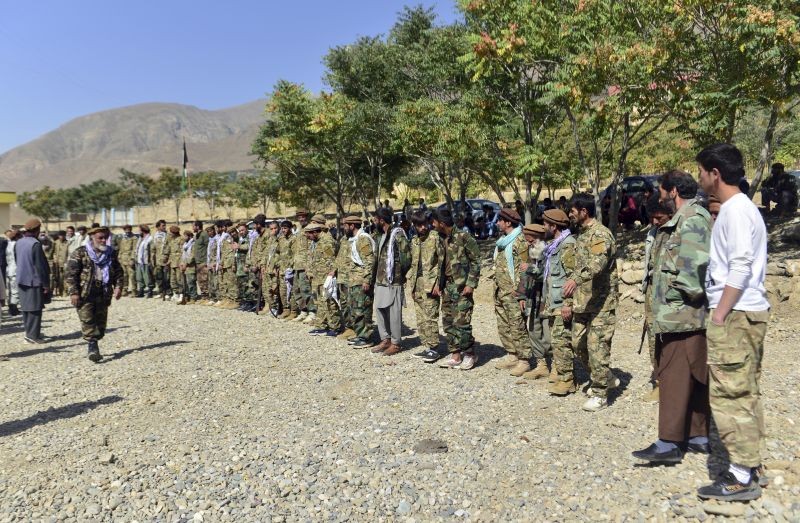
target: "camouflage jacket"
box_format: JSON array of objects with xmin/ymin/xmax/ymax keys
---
[
  {"xmin": 278, "ymin": 235, "xmax": 294, "ymax": 271},
  {"xmin": 152, "ymin": 231, "xmax": 168, "ymax": 267},
  {"xmin": 117, "ymin": 233, "xmax": 137, "ymax": 266},
  {"xmin": 53, "ymin": 239, "xmax": 69, "ymax": 267},
  {"xmin": 310, "ymin": 234, "xmax": 336, "ymax": 283},
  {"xmin": 572, "ymin": 220, "xmax": 618, "ymax": 314},
  {"xmin": 220, "ymin": 236, "xmax": 237, "ymax": 270},
  {"xmin": 494, "ymin": 230, "xmax": 529, "ymax": 293},
  {"xmin": 65, "ymin": 246, "xmax": 124, "ymax": 303},
  {"xmin": 194, "ymin": 230, "xmax": 209, "ymax": 266},
  {"xmin": 516, "ymin": 239, "xmax": 546, "ymax": 307},
  {"xmin": 348, "ymin": 231, "xmax": 375, "ymax": 287},
  {"xmin": 442, "ymin": 228, "xmax": 481, "ymax": 291},
  {"xmin": 334, "ymin": 236, "xmax": 352, "ymax": 286},
  {"xmin": 651, "ymin": 199, "xmax": 711, "ymax": 334},
  {"xmin": 163, "ymin": 235, "xmax": 184, "ymax": 268},
  {"xmin": 292, "ymin": 230, "xmax": 311, "ymax": 271},
  {"xmin": 407, "ymin": 230, "xmax": 444, "ymax": 294},
  {"xmin": 374, "ymin": 226, "xmax": 411, "ymax": 286}
]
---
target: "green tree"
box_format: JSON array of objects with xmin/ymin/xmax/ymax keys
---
[
  {"xmin": 17, "ymin": 186, "xmax": 66, "ymax": 226},
  {"xmin": 191, "ymin": 171, "xmax": 227, "ymax": 220},
  {"xmin": 238, "ymin": 170, "xmax": 282, "ymax": 216},
  {"xmin": 75, "ymin": 180, "xmax": 121, "ymax": 224},
  {"xmin": 152, "ymin": 167, "xmax": 184, "ymax": 223}
]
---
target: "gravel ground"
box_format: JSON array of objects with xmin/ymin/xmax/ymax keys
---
[{"xmin": 0, "ymin": 278, "xmax": 798, "ymax": 522}]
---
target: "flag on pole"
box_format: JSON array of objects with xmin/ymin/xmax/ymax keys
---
[{"xmin": 182, "ymin": 138, "xmax": 189, "ymax": 192}]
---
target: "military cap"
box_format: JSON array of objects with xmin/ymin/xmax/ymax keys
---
[
  {"xmin": 23, "ymin": 218, "xmax": 42, "ymax": 231},
  {"xmin": 373, "ymin": 207, "xmax": 393, "ymax": 223},
  {"xmin": 523, "ymin": 223, "xmax": 546, "ymax": 235},
  {"xmin": 498, "ymin": 208, "xmax": 521, "ymax": 224},
  {"xmin": 227, "ymin": 225, "xmax": 238, "ymax": 235},
  {"xmin": 542, "ymin": 209, "xmax": 569, "ymax": 227},
  {"xmin": 295, "ymin": 208, "xmax": 309, "ymax": 216},
  {"xmin": 168, "ymin": 225, "xmax": 180, "ymax": 234},
  {"xmin": 342, "ymin": 215, "xmax": 362, "ymax": 225},
  {"xmin": 310, "ymin": 214, "xmax": 326, "ymax": 224},
  {"xmin": 303, "ymin": 223, "xmax": 323, "ymax": 232},
  {"xmin": 87, "ymin": 226, "xmax": 110, "ymax": 235}
]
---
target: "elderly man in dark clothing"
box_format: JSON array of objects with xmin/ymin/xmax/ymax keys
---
[{"xmin": 15, "ymin": 218, "xmax": 51, "ymax": 343}]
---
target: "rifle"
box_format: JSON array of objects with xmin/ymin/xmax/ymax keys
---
[
  {"xmin": 254, "ymin": 267, "xmax": 262, "ymax": 315},
  {"xmin": 638, "ymin": 319, "xmax": 648, "ymax": 355}
]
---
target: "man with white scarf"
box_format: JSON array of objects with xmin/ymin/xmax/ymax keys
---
[
  {"xmin": 66, "ymin": 226, "xmax": 123, "ymax": 362},
  {"xmin": 370, "ymin": 207, "xmax": 411, "ymax": 356},
  {"xmin": 341, "ymin": 215, "xmax": 376, "ymax": 349},
  {"xmin": 490, "ymin": 209, "xmax": 532, "ymax": 377}
]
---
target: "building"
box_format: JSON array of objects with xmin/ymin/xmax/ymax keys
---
[{"xmin": 0, "ymin": 191, "xmax": 16, "ymax": 231}]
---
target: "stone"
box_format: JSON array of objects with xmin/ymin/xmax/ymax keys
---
[
  {"xmin": 702, "ymin": 502, "xmax": 745, "ymax": 517},
  {"xmin": 98, "ymin": 452, "xmax": 115, "ymax": 464},
  {"xmin": 620, "ymin": 270, "xmax": 645, "ymax": 286},
  {"xmin": 397, "ymin": 500, "xmax": 412, "ymax": 515},
  {"xmin": 412, "ymin": 439, "xmax": 448, "ymax": 454}
]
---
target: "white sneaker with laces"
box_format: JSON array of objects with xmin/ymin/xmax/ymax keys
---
[
  {"xmin": 293, "ymin": 311, "xmax": 308, "ymax": 322},
  {"xmin": 582, "ymin": 396, "xmax": 607, "ymax": 412},
  {"xmin": 457, "ymin": 352, "xmax": 477, "ymax": 370}
]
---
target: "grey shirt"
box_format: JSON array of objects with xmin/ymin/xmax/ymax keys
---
[{"xmin": 15, "ymin": 236, "xmax": 50, "ymax": 288}]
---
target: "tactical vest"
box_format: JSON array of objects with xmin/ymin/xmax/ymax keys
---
[{"xmin": 545, "ymin": 235, "xmax": 577, "ymax": 310}]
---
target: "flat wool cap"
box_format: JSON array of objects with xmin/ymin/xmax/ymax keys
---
[
  {"xmin": 304, "ymin": 223, "xmax": 323, "ymax": 232},
  {"xmin": 87, "ymin": 226, "xmax": 110, "ymax": 236},
  {"xmin": 342, "ymin": 215, "xmax": 362, "ymax": 225},
  {"xmin": 542, "ymin": 209, "xmax": 569, "ymax": 227},
  {"xmin": 310, "ymin": 214, "xmax": 326, "ymax": 224},
  {"xmin": 169, "ymin": 225, "xmax": 181, "ymax": 234},
  {"xmin": 23, "ymin": 218, "xmax": 42, "ymax": 231},
  {"xmin": 523, "ymin": 223, "xmax": 546, "ymax": 235},
  {"xmin": 499, "ymin": 208, "xmax": 521, "ymax": 224}
]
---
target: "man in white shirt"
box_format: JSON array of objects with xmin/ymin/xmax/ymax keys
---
[{"xmin": 696, "ymin": 143, "xmax": 770, "ymax": 502}]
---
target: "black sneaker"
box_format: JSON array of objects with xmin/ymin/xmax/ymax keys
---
[
  {"xmin": 412, "ymin": 349, "xmax": 429, "ymax": 358},
  {"xmin": 351, "ymin": 338, "xmax": 371, "ymax": 348},
  {"xmin": 347, "ymin": 337, "xmax": 360, "ymax": 345},
  {"xmin": 24, "ymin": 336, "xmax": 46, "ymax": 345},
  {"xmin": 686, "ymin": 441, "xmax": 710, "ymax": 454},
  {"xmin": 420, "ymin": 349, "xmax": 442, "ymax": 363},
  {"xmin": 632, "ymin": 443, "xmax": 683, "ymax": 464},
  {"xmin": 87, "ymin": 341, "xmax": 102, "ymax": 363},
  {"xmin": 308, "ymin": 329, "xmax": 327, "ymax": 336},
  {"xmin": 697, "ymin": 472, "xmax": 761, "ymax": 501}
]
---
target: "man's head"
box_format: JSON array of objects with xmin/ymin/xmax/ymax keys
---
[
  {"xmin": 296, "ymin": 208, "xmax": 309, "ymax": 227},
  {"xmin": 155, "ymin": 219, "xmax": 167, "ymax": 232},
  {"xmin": 66, "ymin": 226, "xmax": 75, "ymax": 238},
  {"xmin": 279, "ymin": 220, "xmax": 291, "ymax": 236},
  {"xmin": 77, "ymin": 225, "xmax": 87, "ymax": 235},
  {"xmin": 696, "ymin": 143, "xmax": 745, "ymax": 196},
  {"xmin": 237, "ymin": 223, "xmax": 248, "ymax": 238},
  {"xmin": 183, "ymin": 230, "xmax": 193, "ymax": 242},
  {"xmin": 497, "ymin": 208, "xmax": 521, "ymax": 234},
  {"xmin": 410, "ymin": 210, "xmax": 429, "ymax": 237},
  {"xmin": 659, "ymin": 169, "xmax": 698, "ymax": 212},
  {"xmin": 342, "ymin": 215, "xmax": 362, "ymax": 237},
  {"xmin": 169, "ymin": 225, "xmax": 180, "ymax": 237},
  {"xmin": 569, "ymin": 193, "xmax": 596, "ymax": 228},
  {"xmin": 88, "ymin": 227, "xmax": 110, "ymax": 251},
  {"xmin": 374, "ymin": 207, "xmax": 393, "ymax": 230},
  {"xmin": 304, "ymin": 223, "xmax": 322, "ymax": 241},
  {"xmin": 253, "ymin": 215, "xmax": 267, "ymax": 234},
  {"xmin": 542, "ymin": 209, "xmax": 569, "ymax": 239},
  {"xmin": 205, "ymin": 225, "xmax": 216, "ymax": 237},
  {"xmin": 23, "ymin": 218, "xmax": 42, "ymax": 236},
  {"xmin": 122, "ymin": 224, "xmax": 133, "ymax": 234},
  {"xmin": 56, "ymin": 230, "xmax": 66, "ymax": 240},
  {"xmin": 268, "ymin": 221, "xmax": 279, "ymax": 237},
  {"xmin": 523, "ymin": 223, "xmax": 546, "ymax": 245},
  {"xmin": 193, "ymin": 220, "xmax": 203, "ymax": 234},
  {"xmin": 771, "ymin": 163, "xmax": 785, "ymax": 177},
  {"xmin": 645, "ymin": 194, "xmax": 672, "ymax": 227},
  {"xmin": 140, "ymin": 224, "xmax": 151, "ymax": 235},
  {"xmin": 431, "ymin": 209, "xmax": 454, "ymax": 235},
  {"xmin": 228, "ymin": 225, "xmax": 239, "ymax": 240},
  {"xmin": 419, "ymin": 198, "xmax": 425, "ymax": 205}
]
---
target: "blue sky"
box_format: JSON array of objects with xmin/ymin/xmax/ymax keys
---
[{"xmin": 0, "ymin": 0, "xmax": 460, "ymax": 154}]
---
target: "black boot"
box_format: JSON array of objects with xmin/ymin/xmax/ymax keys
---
[
  {"xmin": 8, "ymin": 304, "xmax": 19, "ymax": 316},
  {"xmin": 87, "ymin": 340, "xmax": 102, "ymax": 363}
]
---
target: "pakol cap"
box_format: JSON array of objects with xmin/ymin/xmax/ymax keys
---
[
  {"xmin": 499, "ymin": 208, "xmax": 521, "ymax": 224},
  {"xmin": 542, "ymin": 209, "xmax": 569, "ymax": 227},
  {"xmin": 304, "ymin": 223, "xmax": 323, "ymax": 232},
  {"xmin": 310, "ymin": 214, "xmax": 326, "ymax": 224},
  {"xmin": 523, "ymin": 223, "xmax": 546, "ymax": 235},
  {"xmin": 169, "ymin": 225, "xmax": 181, "ymax": 234},
  {"xmin": 23, "ymin": 218, "xmax": 42, "ymax": 231},
  {"xmin": 342, "ymin": 215, "xmax": 362, "ymax": 225},
  {"xmin": 87, "ymin": 226, "xmax": 110, "ymax": 235}
]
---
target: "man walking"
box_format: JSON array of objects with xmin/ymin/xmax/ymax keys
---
[
  {"xmin": 15, "ymin": 219, "xmax": 51, "ymax": 343},
  {"xmin": 370, "ymin": 207, "xmax": 411, "ymax": 356},
  {"xmin": 66, "ymin": 226, "xmax": 123, "ymax": 362},
  {"xmin": 562, "ymin": 194, "xmax": 619, "ymax": 412},
  {"xmin": 633, "ymin": 169, "xmax": 712, "ymax": 465},
  {"xmin": 696, "ymin": 143, "xmax": 771, "ymax": 501}
]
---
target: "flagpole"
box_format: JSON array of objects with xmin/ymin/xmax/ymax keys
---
[{"xmin": 183, "ymin": 137, "xmax": 195, "ymax": 219}]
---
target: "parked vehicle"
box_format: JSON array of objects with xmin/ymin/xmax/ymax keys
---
[{"xmin": 436, "ymin": 199, "xmax": 501, "ymax": 223}]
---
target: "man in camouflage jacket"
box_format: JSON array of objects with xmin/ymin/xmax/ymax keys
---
[
  {"xmin": 343, "ymin": 215, "xmax": 376, "ymax": 348},
  {"xmin": 432, "ymin": 209, "xmax": 481, "ymax": 370},
  {"xmin": 407, "ymin": 210, "xmax": 445, "ymax": 361},
  {"xmin": 563, "ymin": 193, "xmax": 619, "ymax": 412},
  {"xmin": 633, "ymin": 170, "xmax": 712, "ymax": 465},
  {"xmin": 306, "ymin": 222, "xmax": 340, "ymax": 334},
  {"xmin": 66, "ymin": 226, "xmax": 123, "ymax": 362}
]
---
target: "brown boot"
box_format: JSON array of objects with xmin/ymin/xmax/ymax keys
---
[
  {"xmin": 643, "ymin": 384, "xmax": 659, "ymax": 402},
  {"xmin": 338, "ymin": 328, "xmax": 356, "ymax": 339},
  {"xmin": 548, "ymin": 367, "xmax": 559, "ymax": 383},
  {"xmin": 510, "ymin": 360, "xmax": 531, "ymax": 377},
  {"xmin": 494, "ymin": 353, "xmax": 518, "ymax": 370},
  {"xmin": 522, "ymin": 360, "xmax": 549, "ymax": 380},
  {"xmin": 371, "ymin": 339, "xmax": 391, "ymax": 353},
  {"xmin": 548, "ymin": 379, "xmax": 576, "ymax": 396},
  {"xmin": 383, "ymin": 343, "xmax": 402, "ymax": 356},
  {"xmin": 285, "ymin": 312, "xmax": 298, "ymax": 320}
]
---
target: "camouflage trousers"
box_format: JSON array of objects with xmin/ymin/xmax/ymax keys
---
[
  {"xmin": 313, "ymin": 284, "xmax": 340, "ymax": 331},
  {"xmin": 262, "ymin": 271, "xmax": 280, "ymax": 311},
  {"xmin": 412, "ymin": 285, "xmax": 440, "ymax": 349},
  {"xmin": 135, "ymin": 264, "xmax": 153, "ymax": 294},
  {"xmin": 645, "ymin": 288, "xmax": 657, "ymax": 381},
  {"xmin": 121, "ymin": 263, "xmax": 135, "ymax": 294},
  {"xmin": 207, "ymin": 270, "xmax": 219, "ymax": 301},
  {"xmin": 494, "ymin": 285, "xmax": 530, "ymax": 358},
  {"xmin": 338, "ymin": 284, "xmax": 352, "ymax": 330},
  {"xmin": 182, "ymin": 269, "xmax": 197, "ymax": 300},
  {"xmin": 220, "ymin": 268, "xmax": 237, "ymax": 301},
  {"xmin": 441, "ymin": 284, "xmax": 474, "ymax": 353},
  {"xmin": 154, "ymin": 265, "xmax": 169, "ymax": 294},
  {"xmin": 51, "ymin": 264, "xmax": 65, "ymax": 296},
  {"xmin": 348, "ymin": 284, "xmax": 373, "ymax": 339},
  {"xmin": 196, "ymin": 264, "xmax": 209, "ymax": 298},
  {"xmin": 76, "ymin": 298, "xmax": 109, "ymax": 342},
  {"xmin": 527, "ymin": 308, "xmax": 551, "ymax": 361},
  {"xmin": 549, "ymin": 314, "xmax": 573, "ymax": 381},
  {"xmin": 572, "ymin": 310, "xmax": 616, "ymax": 398},
  {"xmin": 707, "ymin": 309, "xmax": 769, "ymax": 467},
  {"xmin": 238, "ymin": 272, "xmax": 258, "ymax": 302},
  {"xmin": 170, "ymin": 267, "xmax": 182, "ymax": 295},
  {"xmin": 292, "ymin": 270, "xmax": 315, "ymax": 313},
  {"xmin": 279, "ymin": 270, "xmax": 293, "ymax": 312}
]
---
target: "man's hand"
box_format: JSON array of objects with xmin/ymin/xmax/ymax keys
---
[
  {"xmin": 461, "ymin": 286, "xmax": 474, "ymax": 297},
  {"xmin": 520, "ymin": 262, "xmax": 529, "ymax": 271},
  {"xmin": 113, "ymin": 287, "xmax": 122, "ymax": 300},
  {"xmin": 179, "ymin": 264, "xmax": 186, "ymax": 271},
  {"xmin": 70, "ymin": 294, "xmax": 80, "ymax": 306},
  {"xmin": 711, "ymin": 310, "xmax": 727, "ymax": 326},
  {"xmin": 561, "ymin": 305, "xmax": 573, "ymax": 322},
  {"xmin": 563, "ymin": 279, "xmax": 577, "ymax": 298},
  {"xmin": 431, "ymin": 286, "xmax": 441, "ymax": 297},
  {"xmin": 518, "ymin": 300, "xmax": 526, "ymax": 312},
  {"xmin": 362, "ymin": 283, "xmax": 370, "ymax": 292}
]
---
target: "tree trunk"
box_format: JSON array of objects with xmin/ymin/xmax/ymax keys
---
[
  {"xmin": 749, "ymin": 102, "xmax": 780, "ymax": 197},
  {"xmin": 608, "ymin": 114, "xmax": 631, "ymax": 233}
]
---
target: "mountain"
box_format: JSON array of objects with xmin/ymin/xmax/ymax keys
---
[{"xmin": 0, "ymin": 100, "xmax": 268, "ymax": 192}]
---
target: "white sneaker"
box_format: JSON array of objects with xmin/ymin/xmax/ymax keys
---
[
  {"xmin": 582, "ymin": 396, "xmax": 608, "ymax": 412},
  {"xmin": 302, "ymin": 312, "xmax": 317, "ymax": 324},
  {"xmin": 292, "ymin": 311, "xmax": 308, "ymax": 322},
  {"xmin": 457, "ymin": 352, "xmax": 477, "ymax": 371}
]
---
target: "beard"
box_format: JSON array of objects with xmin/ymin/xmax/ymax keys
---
[{"xmin": 94, "ymin": 242, "xmax": 108, "ymax": 252}]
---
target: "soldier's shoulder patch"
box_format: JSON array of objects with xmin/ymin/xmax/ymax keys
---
[{"xmin": 590, "ymin": 238, "xmax": 607, "ymax": 255}]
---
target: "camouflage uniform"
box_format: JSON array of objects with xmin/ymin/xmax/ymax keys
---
[
  {"xmin": 524, "ymin": 240, "xmax": 551, "ymax": 362},
  {"xmin": 194, "ymin": 230, "xmax": 209, "ymax": 298},
  {"xmin": 65, "ymin": 246, "xmax": 124, "ymax": 342},
  {"xmin": 162, "ymin": 234, "xmax": 185, "ymax": 296},
  {"xmin": 539, "ymin": 232, "xmax": 577, "ymax": 381},
  {"xmin": 237, "ymin": 234, "xmax": 257, "ymax": 303},
  {"xmin": 334, "ymin": 234, "xmax": 353, "ymax": 331},
  {"xmin": 441, "ymin": 229, "xmax": 481, "ymax": 353},
  {"xmin": 571, "ymin": 220, "xmax": 618, "ymax": 398},
  {"xmin": 408, "ymin": 230, "xmax": 444, "ymax": 349},
  {"xmin": 278, "ymin": 234, "xmax": 295, "ymax": 312},
  {"xmin": 292, "ymin": 230, "xmax": 314, "ymax": 313},
  {"xmin": 493, "ymin": 229, "xmax": 530, "ymax": 359},
  {"xmin": 151, "ymin": 231, "xmax": 168, "ymax": 294},
  {"xmin": 52, "ymin": 238, "xmax": 69, "ymax": 296},
  {"xmin": 310, "ymin": 232, "xmax": 340, "ymax": 331},
  {"xmin": 117, "ymin": 233, "xmax": 137, "ymax": 294},
  {"xmin": 642, "ymin": 228, "xmax": 658, "ymax": 375},
  {"xmin": 348, "ymin": 230, "xmax": 376, "ymax": 340},
  {"xmin": 180, "ymin": 237, "xmax": 198, "ymax": 301},
  {"xmin": 206, "ymin": 232, "xmax": 220, "ymax": 302},
  {"xmin": 219, "ymin": 233, "xmax": 238, "ymax": 301}
]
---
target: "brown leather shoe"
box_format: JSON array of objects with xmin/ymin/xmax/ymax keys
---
[
  {"xmin": 383, "ymin": 343, "xmax": 402, "ymax": 356},
  {"xmin": 371, "ymin": 339, "xmax": 391, "ymax": 353}
]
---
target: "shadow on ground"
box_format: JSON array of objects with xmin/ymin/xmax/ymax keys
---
[
  {"xmin": 3, "ymin": 342, "xmax": 85, "ymax": 359},
  {"xmin": 0, "ymin": 395, "xmax": 123, "ymax": 437},
  {"xmin": 100, "ymin": 340, "xmax": 190, "ymax": 362}
]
